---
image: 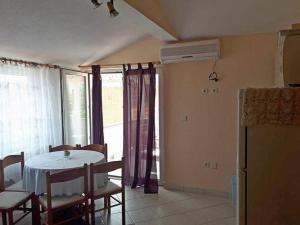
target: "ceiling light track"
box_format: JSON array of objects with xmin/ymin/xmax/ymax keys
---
[{"xmin": 90, "ymin": 0, "xmax": 119, "ymax": 18}]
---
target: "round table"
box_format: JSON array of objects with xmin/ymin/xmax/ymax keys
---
[{"xmin": 23, "ymin": 150, "xmax": 107, "ymax": 196}]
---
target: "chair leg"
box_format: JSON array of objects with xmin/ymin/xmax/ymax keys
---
[
  {"xmin": 23, "ymin": 203, "xmax": 26, "ymax": 213},
  {"xmin": 85, "ymin": 200, "xmax": 89, "ymax": 225},
  {"xmin": 91, "ymin": 200, "xmax": 96, "ymax": 225},
  {"xmin": 7, "ymin": 210, "xmax": 13, "ymax": 225},
  {"xmin": 121, "ymin": 191, "xmax": 125, "ymax": 225},
  {"xmin": 107, "ymin": 196, "xmax": 111, "ymax": 214},
  {"xmin": 1, "ymin": 211, "xmax": 7, "ymax": 225},
  {"xmin": 47, "ymin": 211, "xmax": 53, "ymax": 225},
  {"xmin": 104, "ymin": 196, "xmax": 107, "ymax": 209}
]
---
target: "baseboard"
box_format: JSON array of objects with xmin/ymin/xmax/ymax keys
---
[{"xmin": 164, "ymin": 183, "xmax": 230, "ymax": 199}]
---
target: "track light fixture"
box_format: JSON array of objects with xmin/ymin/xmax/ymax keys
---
[
  {"xmin": 91, "ymin": 0, "xmax": 102, "ymax": 8},
  {"xmin": 90, "ymin": 0, "xmax": 119, "ymax": 18},
  {"xmin": 107, "ymin": 0, "xmax": 119, "ymax": 18}
]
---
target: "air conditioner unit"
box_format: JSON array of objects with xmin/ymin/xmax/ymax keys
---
[{"xmin": 160, "ymin": 39, "xmax": 220, "ymax": 64}]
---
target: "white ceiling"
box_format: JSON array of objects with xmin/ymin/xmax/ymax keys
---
[
  {"xmin": 2, "ymin": 0, "xmax": 300, "ymax": 67},
  {"xmin": 0, "ymin": 0, "xmax": 174, "ymax": 68},
  {"xmin": 162, "ymin": 0, "xmax": 300, "ymax": 39}
]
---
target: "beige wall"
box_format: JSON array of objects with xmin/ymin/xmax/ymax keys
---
[
  {"xmin": 95, "ymin": 36, "xmax": 164, "ymax": 65},
  {"xmin": 125, "ymin": 0, "xmax": 178, "ymax": 39},
  {"xmin": 163, "ymin": 34, "xmax": 276, "ymax": 192},
  {"xmin": 95, "ymin": 33, "xmax": 277, "ymax": 193}
]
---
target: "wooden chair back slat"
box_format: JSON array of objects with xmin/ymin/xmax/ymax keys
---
[
  {"xmin": 89, "ymin": 158, "xmax": 125, "ymax": 225},
  {"xmin": 80, "ymin": 144, "xmax": 107, "ymax": 159},
  {"xmin": 45, "ymin": 164, "xmax": 89, "ymax": 224},
  {"xmin": 91, "ymin": 160, "xmax": 123, "ymax": 174},
  {"xmin": 49, "ymin": 145, "xmax": 81, "ymax": 152},
  {"xmin": 48, "ymin": 166, "xmax": 87, "ymax": 184},
  {"xmin": 2, "ymin": 152, "xmax": 24, "ymax": 168},
  {"xmin": 0, "ymin": 152, "xmax": 24, "ymax": 192}
]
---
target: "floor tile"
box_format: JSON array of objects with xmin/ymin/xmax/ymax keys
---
[
  {"xmin": 185, "ymin": 203, "xmax": 236, "ymax": 225},
  {"xmin": 1, "ymin": 187, "xmax": 237, "ymax": 225}
]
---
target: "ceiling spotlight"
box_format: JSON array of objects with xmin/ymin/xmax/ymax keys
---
[
  {"xmin": 91, "ymin": 0, "xmax": 102, "ymax": 8},
  {"xmin": 107, "ymin": 0, "xmax": 119, "ymax": 18}
]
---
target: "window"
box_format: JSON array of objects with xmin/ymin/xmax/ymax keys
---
[
  {"xmin": 62, "ymin": 71, "xmax": 90, "ymax": 146},
  {"xmin": 0, "ymin": 64, "xmax": 62, "ymax": 161}
]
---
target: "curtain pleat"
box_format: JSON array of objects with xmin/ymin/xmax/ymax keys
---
[
  {"xmin": 92, "ymin": 65, "xmax": 104, "ymax": 145},
  {"xmin": 0, "ymin": 64, "xmax": 62, "ymax": 182},
  {"xmin": 123, "ymin": 63, "xmax": 158, "ymax": 193}
]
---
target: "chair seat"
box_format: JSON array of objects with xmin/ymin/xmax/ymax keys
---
[
  {"xmin": 6, "ymin": 180, "xmax": 25, "ymax": 192},
  {"xmin": 0, "ymin": 191, "xmax": 32, "ymax": 210},
  {"xmin": 93, "ymin": 181, "xmax": 122, "ymax": 197},
  {"xmin": 39, "ymin": 194, "xmax": 85, "ymax": 210}
]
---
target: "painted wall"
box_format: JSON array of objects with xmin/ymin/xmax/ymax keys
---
[
  {"xmin": 95, "ymin": 33, "xmax": 277, "ymax": 193},
  {"xmin": 94, "ymin": 36, "xmax": 164, "ymax": 65},
  {"xmin": 124, "ymin": 0, "xmax": 178, "ymax": 39},
  {"xmin": 163, "ymin": 34, "xmax": 276, "ymax": 192}
]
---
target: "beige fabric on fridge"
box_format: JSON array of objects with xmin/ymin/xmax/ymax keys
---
[{"xmin": 240, "ymin": 88, "xmax": 300, "ymax": 127}]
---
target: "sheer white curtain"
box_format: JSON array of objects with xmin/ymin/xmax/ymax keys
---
[{"xmin": 0, "ymin": 64, "xmax": 62, "ymax": 163}]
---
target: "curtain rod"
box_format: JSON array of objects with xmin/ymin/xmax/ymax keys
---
[
  {"xmin": 0, "ymin": 57, "xmax": 60, "ymax": 69},
  {"xmin": 78, "ymin": 61, "xmax": 161, "ymax": 70}
]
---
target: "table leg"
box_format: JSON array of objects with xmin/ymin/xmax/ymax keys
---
[
  {"xmin": 1, "ymin": 212, "xmax": 7, "ymax": 225},
  {"xmin": 7, "ymin": 210, "xmax": 13, "ymax": 225},
  {"xmin": 31, "ymin": 194, "xmax": 41, "ymax": 225}
]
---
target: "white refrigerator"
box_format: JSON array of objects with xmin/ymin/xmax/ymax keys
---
[{"xmin": 238, "ymin": 88, "xmax": 300, "ymax": 225}]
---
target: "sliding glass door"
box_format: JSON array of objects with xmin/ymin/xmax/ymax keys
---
[
  {"xmin": 62, "ymin": 70, "xmax": 90, "ymax": 146},
  {"xmin": 101, "ymin": 72, "xmax": 161, "ymax": 179}
]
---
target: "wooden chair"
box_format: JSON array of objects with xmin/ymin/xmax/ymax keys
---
[
  {"xmin": 89, "ymin": 159, "xmax": 125, "ymax": 225},
  {"xmin": 0, "ymin": 152, "xmax": 25, "ymax": 192},
  {"xmin": 0, "ymin": 191, "xmax": 38, "ymax": 225},
  {"xmin": 48, "ymin": 144, "xmax": 81, "ymax": 152},
  {"xmin": 38, "ymin": 164, "xmax": 89, "ymax": 225},
  {"xmin": 80, "ymin": 144, "xmax": 107, "ymax": 160},
  {"xmin": 0, "ymin": 153, "xmax": 40, "ymax": 225}
]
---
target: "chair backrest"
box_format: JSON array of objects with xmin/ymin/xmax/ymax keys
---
[
  {"xmin": 0, "ymin": 152, "xmax": 24, "ymax": 192},
  {"xmin": 46, "ymin": 164, "xmax": 88, "ymax": 209},
  {"xmin": 80, "ymin": 144, "xmax": 107, "ymax": 160},
  {"xmin": 49, "ymin": 144, "xmax": 81, "ymax": 152},
  {"xmin": 90, "ymin": 158, "xmax": 124, "ymax": 194}
]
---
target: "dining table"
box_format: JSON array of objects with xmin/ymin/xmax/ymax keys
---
[{"xmin": 23, "ymin": 150, "xmax": 107, "ymax": 196}]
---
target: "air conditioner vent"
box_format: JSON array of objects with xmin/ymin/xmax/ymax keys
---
[{"xmin": 160, "ymin": 39, "xmax": 220, "ymax": 64}]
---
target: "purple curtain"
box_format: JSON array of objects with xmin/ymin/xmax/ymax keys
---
[
  {"xmin": 123, "ymin": 63, "xmax": 158, "ymax": 194},
  {"xmin": 92, "ymin": 65, "xmax": 104, "ymax": 145}
]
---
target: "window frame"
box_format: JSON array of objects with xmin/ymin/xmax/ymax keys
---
[{"xmin": 60, "ymin": 69, "xmax": 91, "ymax": 145}]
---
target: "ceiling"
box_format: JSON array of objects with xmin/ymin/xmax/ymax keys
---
[
  {"xmin": 161, "ymin": 0, "xmax": 300, "ymax": 39},
  {"xmin": 0, "ymin": 0, "xmax": 174, "ymax": 68},
  {"xmin": 1, "ymin": 0, "xmax": 300, "ymax": 67}
]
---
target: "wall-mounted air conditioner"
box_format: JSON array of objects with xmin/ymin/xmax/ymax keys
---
[{"xmin": 160, "ymin": 39, "xmax": 220, "ymax": 64}]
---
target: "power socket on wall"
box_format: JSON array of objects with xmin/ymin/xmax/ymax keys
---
[
  {"xmin": 202, "ymin": 88, "xmax": 209, "ymax": 94},
  {"xmin": 201, "ymin": 87, "xmax": 219, "ymax": 95},
  {"xmin": 203, "ymin": 161, "xmax": 218, "ymax": 169}
]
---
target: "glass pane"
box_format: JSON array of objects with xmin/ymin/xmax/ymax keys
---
[
  {"xmin": 63, "ymin": 73, "xmax": 89, "ymax": 146},
  {"xmin": 155, "ymin": 73, "xmax": 160, "ymax": 180},
  {"xmin": 102, "ymin": 73, "xmax": 123, "ymax": 176}
]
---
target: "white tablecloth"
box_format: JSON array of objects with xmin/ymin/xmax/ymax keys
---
[{"xmin": 23, "ymin": 150, "xmax": 107, "ymax": 196}]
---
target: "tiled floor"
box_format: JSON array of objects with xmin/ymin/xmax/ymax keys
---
[{"xmin": 2, "ymin": 187, "xmax": 236, "ymax": 225}]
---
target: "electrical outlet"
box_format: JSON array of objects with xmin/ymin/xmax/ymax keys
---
[
  {"xmin": 202, "ymin": 88, "xmax": 209, "ymax": 94},
  {"xmin": 211, "ymin": 87, "xmax": 219, "ymax": 94},
  {"xmin": 181, "ymin": 115, "xmax": 189, "ymax": 122},
  {"xmin": 203, "ymin": 161, "xmax": 210, "ymax": 168},
  {"xmin": 211, "ymin": 161, "xmax": 218, "ymax": 169}
]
